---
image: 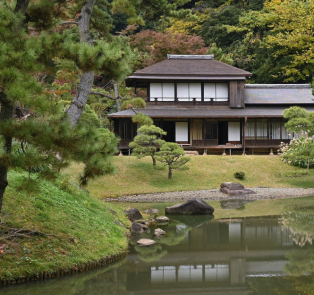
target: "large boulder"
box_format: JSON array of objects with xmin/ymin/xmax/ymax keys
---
[
  {"xmin": 165, "ymin": 198, "xmax": 214, "ymax": 215},
  {"xmin": 220, "ymin": 182, "xmax": 256, "ymax": 195},
  {"xmin": 131, "ymin": 222, "xmax": 145, "ymax": 235},
  {"xmin": 220, "ymin": 182, "xmax": 245, "ymax": 190},
  {"xmin": 124, "ymin": 208, "xmax": 143, "ymax": 221}
]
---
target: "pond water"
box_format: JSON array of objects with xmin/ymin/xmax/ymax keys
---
[{"xmin": 1, "ymin": 207, "xmax": 314, "ymax": 295}]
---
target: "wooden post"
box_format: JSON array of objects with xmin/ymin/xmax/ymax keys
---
[
  {"xmin": 269, "ymin": 148, "xmax": 274, "ymax": 156},
  {"xmin": 174, "ymin": 81, "xmax": 177, "ymax": 104},
  {"xmin": 222, "ymin": 148, "xmax": 226, "ymax": 156},
  {"xmin": 243, "ymin": 117, "xmax": 246, "ymax": 155}
]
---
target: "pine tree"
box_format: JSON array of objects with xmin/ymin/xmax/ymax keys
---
[
  {"xmin": 155, "ymin": 143, "xmax": 191, "ymax": 179},
  {"xmin": 129, "ymin": 125, "xmax": 166, "ymax": 166}
]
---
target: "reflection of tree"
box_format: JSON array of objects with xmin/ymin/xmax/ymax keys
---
[
  {"xmin": 134, "ymin": 244, "xmax": 168, "ymax": 262},
  {"xmin": 285, "ymin": 248, "xmax": 314, "ymax": 276},
  {"xmin": 247, "ymin": 275, "xmax": 314, "ymax": 295},
  {"xmin": 159, "ymin": 223, "xmax": 191, "ymax": 246},
  {"xmin": 279, "ymin": 208, "xmax": 314, "ymax": 278},
  {"xmin": 279, "ymin": 210, "xmax": 314, "ymax": 247}
]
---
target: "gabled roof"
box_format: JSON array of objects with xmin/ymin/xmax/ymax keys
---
[
  {"xmin": 244, "ymin": 84, "xmax": 314, "ymax": 104},
  {"xmin": 126, "ymin": 55, "xmax": 252, "ymax": 86}
]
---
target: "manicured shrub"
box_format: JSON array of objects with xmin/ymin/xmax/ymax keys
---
[{"xmin": 234, "ymin": 171, "xmax": 245, "ymax": 180}]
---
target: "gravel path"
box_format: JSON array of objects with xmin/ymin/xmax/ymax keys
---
[{"xmin": 103, "ymin": 187, "xmax": 314, "ymax": 203}]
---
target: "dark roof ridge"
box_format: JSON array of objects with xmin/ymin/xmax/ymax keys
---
[
  {"xmin": 167, "ymin": 54, "xmax": 214, "ymax": 60},
  {"xmin": 245, "ymin": 84, "xmax": 311, "ymax": 89}
]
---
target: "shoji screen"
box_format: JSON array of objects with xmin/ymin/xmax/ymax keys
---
[
  {"xmin": 175, "ymin": 122, "xmax": 188, "ymax": 141},
  {"xmin": 189, "ymin": 83, "xmax": 202, "ymax": 101},
  {"xmin": 228, "ymin": 122, "xmax": 240, "ymax": 141},
  {"xmin": 177, "ymin": 83, "xmax": 189, "ymax": 101},
  {"xmin": 204, "ymin": 83, "xmax": 215, "ymax": 101},
  {"xmin": 216, "ymin": 83, "xmax": 228, "ymax": 101}
]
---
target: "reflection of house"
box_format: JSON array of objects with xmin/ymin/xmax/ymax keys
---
[
  {"xmin": 108, "ymin": 54, "xmax": 314, "ymax": 154},
  {"xmin": 126, "ymin": 217, "xmax": 308, "ymax": 294}
]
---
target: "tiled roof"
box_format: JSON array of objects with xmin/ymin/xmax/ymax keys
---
[
  {"xmin": 244, "ymin": 84, "xmax": 314, "ymax": 104},
  {"xmin": 108, "ymin": 106, "xmax": 314, "ymax": 119},
  {"xmin": 133, "ymin": 59, "xmax": 252, "ymax": 77}
]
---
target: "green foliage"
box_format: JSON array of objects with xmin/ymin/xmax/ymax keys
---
[
  {"xmin": 280, "ymin": 107, "xmax": 314, "ymax": 170},
  {"xmin": 131, "ymin": 113, "xmax": 153, "ymax": 126},
  {"xmin": 155, "ymin": 142, "xmax": 190, "ymax": 179},
  {"xmin": 279, "ymin": 136, "xmax": 314, "ymax": 170},
  {"xmin": 129, "ymin": 125, "xmax": 166, "ymax": 165},
  {"xmin": 234, "ymin": 171, "xmax": 245, "ymax": 180},
  {"xmin": 283, "ymin": 107, "xmax": 314, "ymax": 137}
]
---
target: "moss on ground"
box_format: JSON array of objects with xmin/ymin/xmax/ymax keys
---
[{"xmin": 0, "ymin": 171, "xmax": 130, "ymax": 281}]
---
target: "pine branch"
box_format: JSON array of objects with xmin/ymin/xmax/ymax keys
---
[{"xmin": 62, "ymin": 21, "xmax": 79, "ymax": 25}]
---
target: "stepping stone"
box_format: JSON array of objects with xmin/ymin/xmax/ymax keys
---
[
  {"xmin": 137, "ymin": 239, "xmax": 156, "ymax": 246},
  {"xmin": 155, "ymin": 228, "xmax": 166, "ymax": 237},
  {"xmin": 156, "ymin": 216, "xmax": 170, "ymax": 222}
]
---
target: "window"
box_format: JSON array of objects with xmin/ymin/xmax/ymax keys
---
[
  {"xmin": 150, "ymin": 83, "xmax": 174, "ymax": 101},
  {"xmin": 206, "ymin": 121, "xmax": 217, "ymax": 139},
  {"xmin": 177, "ymin": 83, "xmax": 202, "ymax": 101},
  {"xmin": 269, "ymin": 120, "xmax": 280, "ymax": 139},
  {"xmin": 192, "ymin": 120, "xmax": 203, "ymax": 140},
  {"xmin": 256, "ymin": 119, "xmax": 267, "ymax": 139},
  {"xmin": 120, "ymin": 119, "xmax": 136, "ymax": 140},
  {"xmin": 245, "ymin": 119, "xmax": 255, "ymax": 139},
  {"xmin": 204, "ymin": 83, "xmax": 228, "ymax": 101}
]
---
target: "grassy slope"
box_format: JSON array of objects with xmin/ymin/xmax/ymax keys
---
[
  {"xmin": 0, "ymin": 171, "xmax": 130, "ymax": 281},
  {"xmin": 64, "ymin": 155, "xmax": 314, "ymax": 199}
]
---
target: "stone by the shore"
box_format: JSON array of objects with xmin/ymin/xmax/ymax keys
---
[
  {"xmin": 220, "ymin": 182, "xmax": 256, "ymax": 195},
  {"xmin": 220, "ymin": 182, "xmax": 245, "ymax": 190},
  {"xmin": 156, "ymin": 216, "xmax": 170, "ymax": 222},
  {"xmin": 124, "ymin": 208, "xmax": 143, "ymax": 221},
  {"xmin": 155, "ymin": 228, "xmax": 166, "ymax": 237},
  {"xmin": 144, "ymin": 208, "xmax": 159, "ymax": 214},
  {"xmin": 137, "ymin": 239, "xmax": 156, "ymax": 246},
  {"xmin": 131, "ymin": 223, "xmax": 144, "ymax": 235},
  {"xmin": 165, "ymin": 198, "xmax": 214, "ymax": 215}
]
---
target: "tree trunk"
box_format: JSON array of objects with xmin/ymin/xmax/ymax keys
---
[
  {"xmin": 152, "ymin": 156, "xmax": 156, "ymax": 166},
  {"xmin": 168, "ymin": 167, "xmax": 172, "ymax": 179},
  {"xmin": 0, "ymin": 0, "xmax": 30, "ymax": 216},
  {"xmin": 0, "ymin": 96, "xmax": 15, "ymax": 215},
  {"xmin": 66, "ymin": 0, "xmax": 96, "ymax": 127},
  {"xmin": 113, "ymin": 80, "xmax": 121, "ymax": 112}
]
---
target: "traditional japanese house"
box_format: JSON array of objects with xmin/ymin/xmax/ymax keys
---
[{"xmin": 108, "ymin": 54, "xmax": 314, "ymax": 155}]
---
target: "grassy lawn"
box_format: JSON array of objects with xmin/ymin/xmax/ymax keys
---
[
  {"xmin": 63, "ymin": 155, "xmax": 314, "ymax": 199},
  {"xmin": 0, "ymin": 171, "xmax": 130, "ymax": 282}
]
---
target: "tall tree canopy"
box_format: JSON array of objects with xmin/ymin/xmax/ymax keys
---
[{"xmin": 0, "ymin": 0, "xmax": 193, "ymax": 215}]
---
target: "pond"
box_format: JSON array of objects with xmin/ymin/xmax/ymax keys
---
[{"xmin": 1, "ymin": 202, "xmax": 314, "ymax": 295}]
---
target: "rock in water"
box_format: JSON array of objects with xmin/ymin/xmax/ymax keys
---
[
  {"xmin": 124, "ymin": 208, "xmax": 143, "ymax": 221},
  {"xmin": 131, "ymin": 223, "xmax": 144, "ymax": 235},
  {"xmin": 137, "ymin": 239, "xmax": 156, "ymax": 246},
  {"xmin": 155, "ymin": 228, "xmax": 166, "ymax": 237},
  {"xmin": 156, "ymin": 216, "xmax": 170, "ymax": 222},
  {"xmin": 165, "ymin": 198, "xmax": 214, "ymax": 215}
]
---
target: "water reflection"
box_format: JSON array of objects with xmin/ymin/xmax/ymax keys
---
[
  {"xmin": 1, "ymin": 212, "xmax": 314, "ymax": 295},
  {"xmin": 220, "ymin": 199, "xmax": 255, "ymax": 210}
]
